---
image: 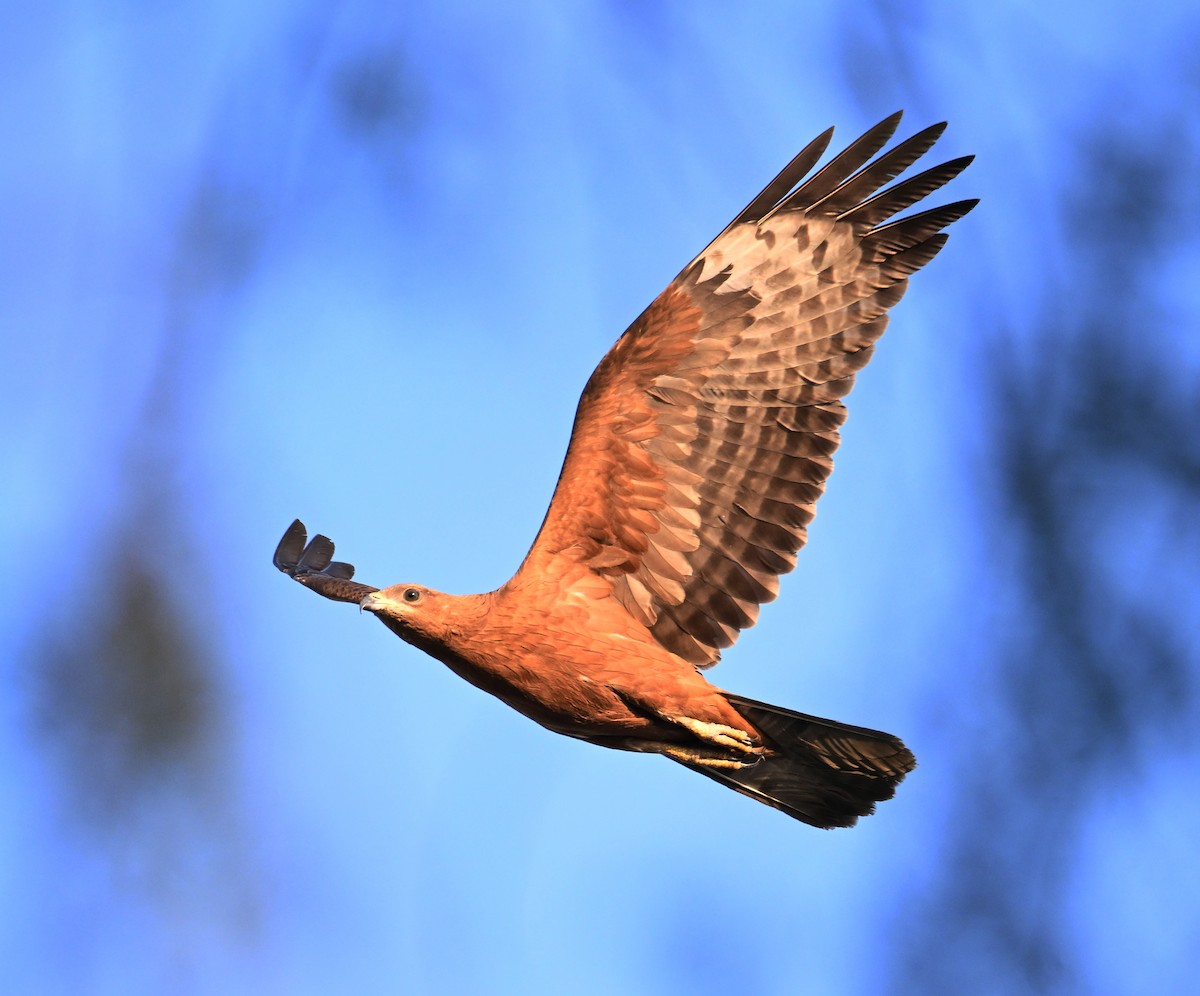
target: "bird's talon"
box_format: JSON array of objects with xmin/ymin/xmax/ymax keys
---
[{"xmin": 675, "ymin": 717, "xmax": 760, "ymax": 754}]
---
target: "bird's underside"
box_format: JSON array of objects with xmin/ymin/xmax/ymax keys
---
[{"xmin": 274, "ymin": 112, "xmax": 973, "ymax": 828}]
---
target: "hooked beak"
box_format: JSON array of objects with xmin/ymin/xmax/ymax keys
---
[{"xmin": 360, "ymin": 592, "xmax": 385, "ymax": 614}]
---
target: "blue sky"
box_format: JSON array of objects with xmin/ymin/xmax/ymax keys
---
[{"xmin": 2, "ymin": 2, "xmax": 1198, "ymax": 994}]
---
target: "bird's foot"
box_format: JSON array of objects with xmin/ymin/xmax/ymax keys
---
[
  {"xmin": 660, "ymin": 744, "xmax": 761, "ymax": 769},
  {"xmin": 673, "ymin": 717, "xmax": 762, "ymax": 756}
]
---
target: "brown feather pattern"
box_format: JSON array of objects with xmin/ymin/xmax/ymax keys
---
[
  {"xmin": 279, "ymin": 114, "xmax": 971, "ymax": 828},
  {"xmin": 515, "ymin": 113, "xmax": 976, "ymax": 665}
]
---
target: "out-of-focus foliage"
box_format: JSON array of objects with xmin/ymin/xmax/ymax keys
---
[
  {"xmin": 848, "ymin": 11, "xmax": 1200, "ymax": 994},
  {"xmin": 2, "ymin": 3, "xmax": 1197, "ymax": 994}
]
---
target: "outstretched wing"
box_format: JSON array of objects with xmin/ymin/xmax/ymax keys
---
[
  {"xmin": 274, "ymin": 519, "xmax": 379, "ymax": 604},
  {"xmin": 512, "ymin": 112, "xmax": 975, "ymax": 667}
]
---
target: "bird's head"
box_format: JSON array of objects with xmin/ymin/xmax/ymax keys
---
[{"xmin": 360, "ymin": 583, "xmax": 472, "ymax": 648}]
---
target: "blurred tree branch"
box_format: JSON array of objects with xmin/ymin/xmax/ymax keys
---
[{"xmin": 891, "ymin": 82, "xmax": 1200, "ymax": 996}]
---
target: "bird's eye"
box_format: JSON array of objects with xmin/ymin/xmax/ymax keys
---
[{"xmin": 403, "ymin": 588, "xmax": 422, "ymax": 603}]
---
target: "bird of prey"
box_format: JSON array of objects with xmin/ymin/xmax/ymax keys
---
[{"xmin": 275, "ymin": 112, "xmax": 974, "ymax": 828}]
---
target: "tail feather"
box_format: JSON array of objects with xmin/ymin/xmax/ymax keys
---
[{"xmin": 676, "ymin": 694, "xmax": 916, "ymax": 829}]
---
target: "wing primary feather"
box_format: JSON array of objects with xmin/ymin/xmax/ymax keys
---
[
  {"xmin": 882, "ymin": 233, "xmax": 951, "ymax": 277},
  {"xmin": 730, "ymin": 127, "xmax": 835, "ymax": 224},
  {"xmin": 763, "ymin": 111, "xmax": 904, "ymax": 221},
  {"xmin": 839, "ymin": 156, "xmax": 974, "ymax": 228},
  {"xmin": 694, "ymin": 126, "xmax": 836, "ymax": 260},
  {"xmin": 808, "ymin": 122, "xmax": 948, "ymax": 218},
  {"xmin": 867, "ymin": 198, "xmax": 979, "ymax": 254}
]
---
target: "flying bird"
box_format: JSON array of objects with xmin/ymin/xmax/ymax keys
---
[{"xmin": 275, "ymin": 112, "xmax": 975, "ymax": 828}]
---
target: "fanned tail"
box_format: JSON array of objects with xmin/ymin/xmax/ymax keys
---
[{"xmin": 676, "ymin": 694, "xmax": 916, "ymax": 829}]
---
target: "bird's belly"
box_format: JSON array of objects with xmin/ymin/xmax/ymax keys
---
[{"xmin": 431, "ymin": 640, "xmax": 686, "ymax": 743}]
